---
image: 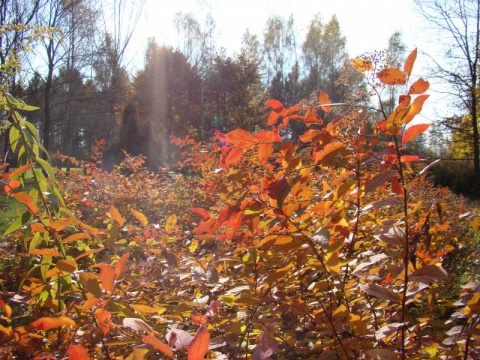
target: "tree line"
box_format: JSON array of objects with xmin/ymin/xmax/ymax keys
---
[{"xmin": 1, "ymin": 0, "xmax": 479, "ymax": 195}]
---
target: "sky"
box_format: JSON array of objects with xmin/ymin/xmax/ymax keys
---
[
  {"xmin": 128, "ymin": 0, "xmax": 444, "ymax": 123},
  {"xmin": 137, "ymin": 0, "xmax": 423, "ymax": 59}
]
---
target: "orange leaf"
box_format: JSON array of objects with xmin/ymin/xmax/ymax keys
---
[
  {"xmin": 350, "ymin": 58, "xmax": 373, "ymax": 71},
  {"xmin": 304, "ymin": 108, "xmax": 323, "ymax": 125},
  {"xmin": 225, "ymin": 129, "xmax": 257, "ymax": 148},
  {"xmin": 408, "ymin": 78, "xmax": 429, "ymax": 95},
  {"xmin": 131, "ymin": 208, "xmax": 148, "ymax": 226},
  {"xmin": 99, "ymin": 264, "xmax": 116, "ymax": 293},
  {"xmin": 32, "ymin": 316, "xmax": 76, "ymax": 331},
  {"xmin": 222, "ymin": 147, "xmax": 243, "ymax": 167},
  {"xmin": 400, "ymin": 155, "xmax": 421, "ymax": 162},
  {"xmin": 265, "ymin": 99, "xmax": 284, "ymax": 112},
  {"xmin": 9, "ymin": 163, "xmax": 34, "ymax": 178},
  {"xmin": 94, "ymin": 308, "xmax": 113, "ymax": 335},
  {"xmin": 110, "ymin": 206, "xmax": 125, "ymax": 227},
  {"xmin": 4, "ymin": 180, "xmax": 20, "ymax": 195},
  {"xmin": 12, "ymin": 192, "xmax": 38, "ymax": 213},
  {"xmin": 267, "ymin": 111, "xmax": 282, "ymax": 126},
  {"xmin": 318, "ymin": 91, "xmax": 332, "ymax": 113},
  {"xmin": 404, "ymin": 48, "xmax": 417, "ymax": 77},
  {"xmin": 377, "ymin": 68, "xmax": 407, "ymax": 85},
  {"xmin": 257, "ymin": 143, "xmax": 274, "ymax": 166},
  {"xmin": 78, "ymin": 220, "xmax": 99, "ymax": 235},
  {"xmin": 49, "ymin": 218, "xmax": 73, "ymax": 232},
  {"xmin": 187, "ymin": 325, "xmax": 210, "ymax": 360},
  {"xmin": 405, "ymin": 94, "xmax": 429, "ymax": 124},
  {"xmin": 62, "ymin": 232, "xmax": 90, "ymax": 243},
  {"xmin": 143, "ymin": 334, "xmax": 175, "ymax": 359},
  {"xmin": 402, "ymin": 123, "xmax": 430, "ymax": 143},
  {"xmin": 31, "ymin": 223, "xmax": 48, "ymax": 233},
  {"xmin": 313, "ymin": 142, "xmax": 347, "ymax": 165},
  {"xmin": 30, "ymin": 248, "xmax": 62, "ymax": 257},
  {"xmin": 66, "ymin": 344, "xmax": 91, "ymax": 360},
  {"xmin": 115, "ymin": 252, "xmax": 130, "ymax": 279}
]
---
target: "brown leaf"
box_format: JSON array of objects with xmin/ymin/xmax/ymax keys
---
[
  {"xmin": 365, "ymin": 171, "xmax": 397, "ymax": 194},
  {"xmin": 409, "ymin": 264, "xmax": 448, "ymax": 283},
  {"xmin": 366, "ymin": 348, "xmax": 398, "ymax": 360},
  {"xmin": 252, "ymin": 324, "xmax": 277, "ymax": 360},
  {"xmin": 361, "ymin": 283, "xmax": 401, "ymax": 303},
  {"xmin": 142, "ymin": 334, "xmax": 175, "ymax": 359}
]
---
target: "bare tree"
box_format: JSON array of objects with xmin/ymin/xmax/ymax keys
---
[{"xmin": 415, "ymin": 0, "xmax": 480, "ymax": 195}]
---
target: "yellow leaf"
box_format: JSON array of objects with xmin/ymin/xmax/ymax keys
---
[
  {"xmin": 347, "ymin": 313, "xmax": 367, "ymax": 335},
  {"xmin": 165, "ymin": 214, "xmax": 177, "ymax": 234},
  {"xmin": 131, "ymin": 304, "xmax": 158, "ymax": 314},
  {"xmin": 131, "ymin": 208, "xmax": 148, "ymax": 226},
  {"xmin": 350, "ymin": 58, "xmax": 373, "ymax": 71}
]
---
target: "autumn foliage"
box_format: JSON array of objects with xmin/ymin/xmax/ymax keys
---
[{"xmin": 1, "ymin": 49, "xmax": 480, "ymax": 359}]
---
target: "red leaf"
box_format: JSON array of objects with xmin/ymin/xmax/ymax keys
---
[
  {"xmin": 402, "ymin": 123, "xmax": 430, "ymax": 143},
  {"xmin": 408, "ymin": 78, "xmax": 429, "ymax": 95},
  {"xmin": 265, "ymin": 99, "xmax": 284, "ymax": 112},
  {"xmin": 318, "ymin": 91, "xmax": 332, "ymax": 113},
  {"xmin": 32, "ymin": 316, "xmax": 76, "ymax": 331},
  {"xmin": 66, "ymin": 344, "xmax": 91, "ymax": 360},
  {"xmin": 191, "ymin": 207, "xmax": 210, "ymax": 220},
  {"xmin": 377, "ymin": 68, "xmax": 407, "ymax": 85},
  {"xmin": 391, "ymin": 176, "xmax": 404, "ymax": 196},
  {"xmin": 115, "ymin": 252, "xmax": 130, "ymax": 279},
  {"xmin": 404, "ymin": 48, "xmax": 417, "ymax": 77},
  {"xmin": 254, "ymin": 130, "xmax": 281, "ymax": 143},
  {"xmin": 99, "ymin": 264, "xmax": 116, "ymax": 293},
  {"xmin": 191, "ymin": 314, "xmax": 208, "ymax": 325},
  {"xmin": 187, "ymin": 325, "xmax": 210, "ymax": 360},
  {"xmin": 398, "ymin": 94, "xmax": 411, "ymax": 106},
  {"xmin": 400, "ymin": 155, "xmax": 421, "ymax": 162},
  {"xmin": 142, "ymin": 334, "xmax": 175, "ymax": 359},
  {"xmin": 94, "ymin": 308, "xmax": 113, "ymax": 335}
]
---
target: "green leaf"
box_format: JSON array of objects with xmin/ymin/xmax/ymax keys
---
[
  {"xmin": 9, "ymin": 124, "xmax": 20, "ymax": 152},
  {"xmin": 5, "ymin": 211, "xmax": 32, "ymax": 235}
]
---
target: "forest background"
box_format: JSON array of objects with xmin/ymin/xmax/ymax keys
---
[{"xmin": 1, "ymin": 0, "xmax": 477, "ymax": 195}]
